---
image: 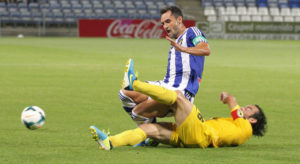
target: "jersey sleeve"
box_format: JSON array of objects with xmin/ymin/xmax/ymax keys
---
[{"xmin": 187, "ymin": 27, "xmax": 208, "ymax": 46}]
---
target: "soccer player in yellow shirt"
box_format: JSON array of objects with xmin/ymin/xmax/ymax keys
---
[{"xmin": 89, "ymin": 59, "xmax": 267, "ymax": 150}]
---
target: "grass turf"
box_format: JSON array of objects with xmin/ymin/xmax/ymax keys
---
[{"xmin": 0, "ymin": 37, "xmax": 299, "ymax": 163}]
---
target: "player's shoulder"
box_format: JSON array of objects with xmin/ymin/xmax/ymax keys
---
[
  {"xmin": 233, "ymin": 117, "xmax": 252, "ymax": 127},
  {"xmin": 187, "ymin": 26, "xmax": 204, "ymax": 36},
  {"xmin": 187, "ymin": 26, "xmax": 201, "ymax": 30}
]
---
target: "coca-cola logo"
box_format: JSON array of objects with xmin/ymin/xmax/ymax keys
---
[{"xmin": 107, "ymin": 19, "xmax": 163, "ymax": 38}]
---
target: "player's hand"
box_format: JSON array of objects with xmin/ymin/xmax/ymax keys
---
[
  {"xmin": 165, "ymin": 36, "xmax": 186, "ymax": 52},
  {"xmin": 220, "ymin": 92, "xmax": 235, "ymax": 104}
]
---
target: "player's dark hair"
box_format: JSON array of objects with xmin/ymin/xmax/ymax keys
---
[
  {"xmin": 160, "ymin": 6, "xmax": 183, "ymax": 19},
  {"xmin": 250, "ymin": 104, "xmax": 267, "ymax": 137}
]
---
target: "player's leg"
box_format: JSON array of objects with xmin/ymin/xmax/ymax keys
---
[
  {"xmin": 124, "ymin": 60, "xmax": 208, "ymax": 147},
  {"xmin": 132, "ymin": 80, "xmax": 198, "ymax": 128},
  {"xmin": 167, "ymin": 92, "xmax": 209, "ymax": 148},
  {"xmin": 122, "ymin": 58, "xmax": 195, "ymax": 124},
  {"xmin": 120, "ymin": 89, "xmax": 160, "ymax": 125},
  {"xmin": 133, "ymin": 82, "xmax": 194, "ymax": 126},
  {"xmin": 123, "ymin": 58, "xmax": 193, "ymax": 127},
  {"xmin": 132, "ymin": 99, "xmax": 170, "ymax": 118},
  {"xmin": 172, "ymin": 91, "xmax": 195, "ymax": 126},
  {"xmin": 121, "ymin": 58, "xmax": 169, "ymax": 125},
  {"xmin": 139, "ymin": 122, "xmax": 174, "ymax": 145},
  {"xmin": 132, "ymin": 80, "xmax": 178, "ymax": 105},
  {"xmin": 129, "ymin": 73, "xmax": 194, "ymax": 126},
  {"xmin": 120, "ymin": 58, "xmax": 154, "ymax": 124},
  {"xmin": 130, "ymin": 100, "xmax": 169, "ymax": 147},
  {"xmin": 90, "ymin": 125, "xmax": 146, "ymax": 150},
  {"xmin": 124, "ymin": 59, "xmax": 181, "ymax": 123},
  {"xmin": 129, "ymin": 79, "xmax": 205, "ymax": 147},
  {"xmin": 124, "ymin": 58, "xmax": 177, "ymax": 106},
  {"xmin": 120, "ymin": 87, "xmax": 192, "ymax": 126},
  {"xmin": 121, "ymin": 89, "xmax": 148, "ymax": 104},
  {"xmin": 90, "ymin": 123, "xmax": 174, "ymax": 150},
  {"xmin": 119, "ymin": 89, "xmax": 148, "ymax": 116},
  {"xmin": 132, "ymin": 90, "xmax": 195, "ymax": 119},
  {"xmin": 130, "ymin": 79, "xmax": 194, "ymax": 128},
  {"xmin": 110, "ymin": 123, "xmax": 174, "ymax": 147}
]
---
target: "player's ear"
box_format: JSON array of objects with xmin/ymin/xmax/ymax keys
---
[
  {"xmin": 177, "ymin": 16, "xmax": 183, "ymax": 24},
  {"xmin": 248, "ymin": 118, "xmax": 257, "ymax": 124}
]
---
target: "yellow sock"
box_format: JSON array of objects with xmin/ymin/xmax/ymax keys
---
[
  {"xmin": 109, "ymin": 128, "xmax": 147, "ymax": 147},
  {"xmin": 133, "ymin": 80, "xmax": 177, "ymax": 105}
]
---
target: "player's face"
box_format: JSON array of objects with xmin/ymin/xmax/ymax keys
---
[
  {"xmin": 161, "ymin": 10, "xmax": 181, "ymax": 39},
  {"xmin": 241, "ymin": 105, "xmax": 259, "ymax": 119}
]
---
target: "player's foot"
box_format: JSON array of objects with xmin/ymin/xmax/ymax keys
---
[
  {"xmin": 121, "ymin": 59, "xmax": 130, "ymax": 89},
  {"xmin": 89, "ymin": 125, "xmax": 113, "ymax": 151},
  {"xmin": 123, "ymin": 58, "xmax": 136, "ymax": 90},
  {"xmin": 145, "ymin": 138, "xmax": 159, "ymax": 147},
  {"xmin": 133, "ymin": 138, "xmax": 159, "ymax": 147}
]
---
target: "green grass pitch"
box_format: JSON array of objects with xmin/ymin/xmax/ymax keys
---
[{"xmin": 0, "ymin": 37, "xmax": 299, "ymax": 163}]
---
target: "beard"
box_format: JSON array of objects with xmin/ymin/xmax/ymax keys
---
[
  {"xmin": 171, "ymin": 26, "xmax": 181, "ymax": 39},
  {"xmin": 171, "ymin": 32, "xmax": 178, "ymax": 39}
]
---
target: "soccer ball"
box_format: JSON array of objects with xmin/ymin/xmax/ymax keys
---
[{"xmin": 21, "ymin": 106, "xmax": 46, "ymax": 130}]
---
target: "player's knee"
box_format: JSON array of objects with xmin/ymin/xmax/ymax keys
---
[
  {"xmin": 119, "ymin": 89, "xmax": 136, "ymax": 108},
  {"xmin": 132, "ymin": 107, "xmax": 142, "ymax": 115},
  {"xmin": 139, "ymin": 123, "xmax": 160, "ymax": 138}
]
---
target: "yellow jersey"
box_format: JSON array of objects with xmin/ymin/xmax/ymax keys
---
[
  {"xmin": 205, "ymin": 117, "xmax": 253, "ymax": 147},
  {"xmin": 170, "ymin": 105, "xmax": 253, "ymax": 148}
]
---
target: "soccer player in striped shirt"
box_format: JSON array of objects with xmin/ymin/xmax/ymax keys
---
[
  {"xmin": 90, "ymin": 62, "xmax": 267, "ymax": 150},
  {"xmin": 119, "ymin": 6, "xmax": 211, "ymax": 126}
]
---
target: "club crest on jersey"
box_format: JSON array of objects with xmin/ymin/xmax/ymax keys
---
[
  {"xmin": 237, "ymin": 108, "xmax": 243, "ymax": 118},
  {"xmin": 231, "ymin": 107, "xmax": 244, "ymax": 120},
  {"xmin": 178, "ymin": 39, "xmax": 183, "ymax": 45}
]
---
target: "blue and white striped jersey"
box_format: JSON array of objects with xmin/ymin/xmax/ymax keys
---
[{"xmin": 163, "ymin": 26, "xmax": 208, "ymax": 96}]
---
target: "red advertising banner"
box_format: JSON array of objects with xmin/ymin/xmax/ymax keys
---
[{"xmin": 79, "ymin": 19, "xmax": 195, "ymax": 38}]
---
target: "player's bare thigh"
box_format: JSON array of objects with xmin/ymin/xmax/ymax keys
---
[
  {"xmin": 172, "ymin": 90, "xmax": 194, "ymax": 127},
  {"xmin": 122, "ymin": 89, "xmax": 170, "ymax": 117},
  {"xmin": 121, "ymin": 89, "xmax": 148, "ymax": 103},
  {"xmin": 133, "ymin": 99, "xmax": 170, "ymax": 118}
]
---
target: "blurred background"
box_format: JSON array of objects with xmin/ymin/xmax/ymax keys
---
[{"xmin": 0, "ymin": 0, "xmax": 299, "ymax": 39}]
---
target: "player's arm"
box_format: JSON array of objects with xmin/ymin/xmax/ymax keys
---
[
  {"xmin": 165, "ymin": 36, "xmax": 210, "ymax": 56},
  {"xmin": 220, "ymin": 92, "xmax": 243, "ymax": 120},
  {"xmin": 220, "ymin": 92, "xmax": 252, "ymax": 143},
  {"xmin": 220, "ymin": 92, "xmax": 237, "ymax": 109}
]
